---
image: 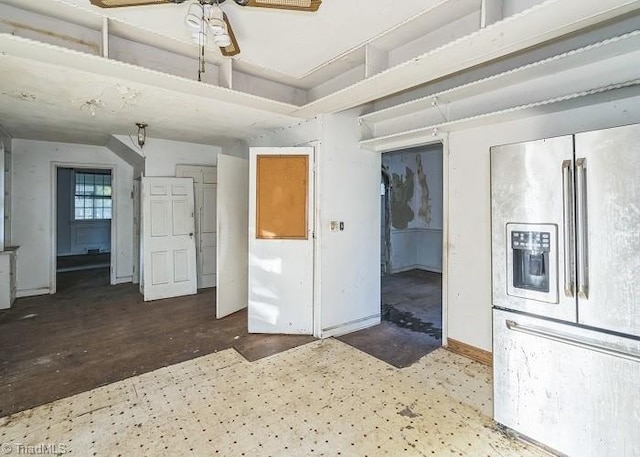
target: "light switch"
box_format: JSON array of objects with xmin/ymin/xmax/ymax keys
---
[
  {"xmin": 330, "ymin": 221, "xmax": 339, "ymax": 231},
  {"xmin": 339, "ymin": 222, "xmax": 344, "ymax": 231}
]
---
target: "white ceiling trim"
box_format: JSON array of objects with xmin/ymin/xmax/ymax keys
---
[{"xmin": 293, "ymin": 0, "xmax": 640, "ymax": 116}]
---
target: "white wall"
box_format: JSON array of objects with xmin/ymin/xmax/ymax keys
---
[
  {"xmin": 127, "ymin": 137, "xmax": 222, "ymax": 177},
  {"xmin": 0, "ymin": 125, "xmax": 10, "ymax": 248},
  {"xmin": 382, "ymin": 145, "xmax": 443, "ymax": 273},
  {"xmin": 251, "ymin": 115, "xmax": 381, "ymax": 337},
  {"xmin": 446, "ymin": 90, "xmax": 640, "ymax": 352},
  {"xmin": 11, "ymin": 139, "xmax": 134, "ymax": 296}
]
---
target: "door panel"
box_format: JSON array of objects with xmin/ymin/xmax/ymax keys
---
[
  {"xmin": 176, "ymin": 165, "xmax": 217, "ymax": 289},
  {"xmin": 248, "ymin": 147, "xmax": 314, "ymax": 334},
  {"xmin": 216, "ymin": 154, "xmax": 249, "ymax": 319},
  {"xmin": 199, "ymin": 185, "xmax": 217, "ymax": 288},
  {"xmin": 491, "ymin": 136, "xmax": 577, "ymax": 322},
  {"xmin": 142, "ymin": 177, "xmax": 197, "ymax": 301},
  {"xmin": 575, "ymin": 123, "xmax": 640, "ymax": 337},
  {"xmin": 172, "ymin": 200, "xmax": 190, "ymax": 235}
]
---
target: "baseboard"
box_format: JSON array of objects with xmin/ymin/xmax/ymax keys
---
[
  {"xmin": 389, "ymin": 264, "xmax": 442, "ymax": 274},
  {"xmin": 16, "ymin": 287, "xmax": 51, "ymax": 298},
  {"xmin": 320, "ymin": 314, "xmax": 380, "ymax": 338},
  {"xmin": 114, "ymin": 276, "xmax": 133, "ymax": 285},
  {"xmin": 447, "ymin": 338, "xmax": 493, "ymax": 366}
]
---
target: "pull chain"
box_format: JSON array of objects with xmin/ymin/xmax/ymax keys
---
[{"xmin": 198, "ymin": 1, "xmax": 205, "ymax": 81}]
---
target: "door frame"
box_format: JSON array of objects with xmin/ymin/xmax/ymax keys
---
[
  {"xmin": 308, "ymin": 141, "xmax": 321, "ymax": 339},
  {"xmin": 379, "ymin": 139, "xmax": 449, "ymax": 347},
  {"xmin": 50, "ymin": 162, "xmax": 118, "ymax": 294}
]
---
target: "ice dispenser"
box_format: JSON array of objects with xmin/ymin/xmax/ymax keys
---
[{"xmin": 506, "ymin": 223, "xmax": 558, "ymax": 304}]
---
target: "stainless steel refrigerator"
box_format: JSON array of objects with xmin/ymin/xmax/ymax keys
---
[{"xmin": 491, "ymin": 123, "xmax": 640, "ymax": 457}]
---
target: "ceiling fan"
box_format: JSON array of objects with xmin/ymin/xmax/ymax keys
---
[{"xmin": 89, "ymin": 0, "xmax": 322, "ymax": 58}]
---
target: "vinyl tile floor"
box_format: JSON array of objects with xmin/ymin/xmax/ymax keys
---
[{"xmin": 0, "ymin": 339, "xmax": 551, "ymax": 457}]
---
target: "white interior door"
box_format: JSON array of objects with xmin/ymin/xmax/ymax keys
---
[
  {"xmin": 142, "ymin": 177, "xmax": 197, "ymax": 301},
  {"xmin": 176, "ymin": 165, "xmax": 217, "ymax": 289},
  {"xmin": 216, "ymin": 154, "xmax": 249, "ymax": 318},
  {"xmin": 248, "ymin": 147, "xmax": 314, "ymax": 334}
]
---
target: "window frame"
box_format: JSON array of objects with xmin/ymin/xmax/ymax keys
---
[{"xmin": 72, "ymin": 170, "xmax": 113, "ymax": 221}]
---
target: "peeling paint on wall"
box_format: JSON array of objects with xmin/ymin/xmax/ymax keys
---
[
  {"xmin": 416, "ymin": 154, "xmax": 431, "ymax": 224},
  {"xmin": 390, "ymin": 166, "xmax": 415, "ymax": 230},
  {"xmin": 2, "ymin": 90, "xmax": 37, "ymax": 102},
  {"xmin": 116, "ymin": 84, "xmax": 142, "ymax": 108},
  {"xmin": 81, "ymin": 98, "xmax": 104, "ymax": 117}
]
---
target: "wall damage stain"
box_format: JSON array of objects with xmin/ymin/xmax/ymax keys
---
[
  {"xmin": 2, "ymin": 90, "xmax": 37, "ymax": 102},
  {"xmin": 416, "ymin": 154, "xmax": 431, "ymax": 224},
  {"xmin": 390, "ymin": 166, "xmax": 414, "ymax": 229},
  {"xmin": 81, "ymin": 98, "xmax": 104, "ymax": 117},
  {"xmin": 116, "ymin": 84, "xmax": 142, "ymax": 108}
]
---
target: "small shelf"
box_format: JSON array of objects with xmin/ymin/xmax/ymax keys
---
[
  {"xmin": 360, "ymin": 30, "xmax": 640, "ymax": 125},
  {"xmin": 360, "ymin": 81, "xmax": 640, "ymax": 152}
]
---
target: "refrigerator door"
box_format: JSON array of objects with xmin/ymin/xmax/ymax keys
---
[
  {"xmin": 493, "ymin": 309, "xmax": 640, "ymax": 457},
  {"xmin": 575, "ymin": 123, "xmax": 640, "ymax": 337},
  {"xmin": 491, "ymin": 136, "xmax": 577, "ymax": 322}
]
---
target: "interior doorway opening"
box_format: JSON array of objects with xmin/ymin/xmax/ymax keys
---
[
  {"xmin": 338, "ymin": 144, "xmax": 445, "ymax": 367},
  {"xmin": 55, "ymin": 167, "xmax": 113, "ymax": 293},
  {"xmin": 380, "ymin": 144, "xmax": 444, "ymax": 361}
]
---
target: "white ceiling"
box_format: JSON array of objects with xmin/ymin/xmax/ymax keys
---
[
  {"xmin": 2, "ymin": 0, "xmax": 634, "ymax": 147},
  {"xmin": 0, "ymin": 0, "xmax": 452, "ymax": 145},
  {"xmin": 0, "ymin": 52, "xmax": 298, "ymax": 145},
  {"xmin": 59, "ymin": 0, "xmax": 435, "ymax": 78}
]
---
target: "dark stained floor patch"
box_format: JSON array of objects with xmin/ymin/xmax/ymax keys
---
[
  {"xmin": 0, "ymin": 269, "xmax": 315, "ymax": 417},
  {"xmin": 382, "ymin": 303, "xmax": 442, "ymax": 339},
  {"xmin": 337, "ymin": 270, "xmax": 442, "ymax": 368}
]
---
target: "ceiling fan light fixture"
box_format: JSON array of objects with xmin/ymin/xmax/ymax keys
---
[
  {"xmin": 207, "ymin": 5, "xmax": 226, "ymax": 35},
  {"xmin": 185, "ymin": 3, "xmax": 203, "ymax": 29},
  {"xmin": 213, "ymin": 32, "xmax": 231, "ymax": 47},
  {"xmin": 191, "ymin": 30, "xmax": 208, "ymax": 44}
]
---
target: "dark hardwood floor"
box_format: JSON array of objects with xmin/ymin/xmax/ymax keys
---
[{"xmin": 0, "ymin": 269, "xmax": 314, "ymax": 417}]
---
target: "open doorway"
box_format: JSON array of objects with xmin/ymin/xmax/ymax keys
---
[
  {"xmin": 381, "ymin": 144, "xmax": 444, "ymax": 356},
  {"xmin": 339, "ymin": 144, "xmax": 444, "ymax": 367},
  {"xmin": 55, "ymin": 167, "xmax": 113, "ymax": 293}
]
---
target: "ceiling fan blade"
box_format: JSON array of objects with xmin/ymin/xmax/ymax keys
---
[
  {"xmin": 89, "ymin": 0, "xmax": 184, "ymax": 8},
  {"xmin": 244, "ymin": 0, "xmax": 321, "ymax": 12},
  {"xmin": 220, "ymin": 13, "xmax": 241, "ymax": 57}
]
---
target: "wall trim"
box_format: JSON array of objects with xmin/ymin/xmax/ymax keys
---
[
  {"xmin": 447, "ymin": 338, "xmax": 493, "ymax": 366},
  {"xmin": 115, "ymin": 275, "xmax": 133, "ymax": 284},
  {"xmin": 16, "ymin": 287, "xmax": 50, "ymax": 298},
  {"xmin": 389, "ymin": 264, "xmax": 443, "ymax": 274},
  {"xmin": 322, "ymin": 314, "xmax": 380, "ymax": 339}
]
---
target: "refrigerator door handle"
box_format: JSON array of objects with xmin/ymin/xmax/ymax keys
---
[
  {"xmin": 562, "ymin": 160, "xmax": 575, "ymax": 297},
  {"xmin": 506, "ymin": 319, "xmax": 640, "ymax": 363},
  {"xmin": 575, "ymin": 158, "xmax": 589, "ymax": 299}
]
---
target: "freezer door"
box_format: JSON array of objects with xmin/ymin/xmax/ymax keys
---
[
  {"xmin": 493, "ymin": 309, "xmax": 640, "ymax": 457},
  {"xmin": 575, "ymin": 123, "xmax": 640, "ymax": 337},
  {"xmin": 491, "ymin": 136, "xmax": 577, "ymax": 322}
]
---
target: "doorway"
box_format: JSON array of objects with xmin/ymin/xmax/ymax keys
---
[
  {"xmin": 381, "ymin": 145, "xmax": 444, "ymax": 357},
  {"xmin": 54, "ymin": 166, "xmax": 114, "ymax": 293},
  {"xmin": 338, "ymin": 144, "xmax": 444, "ymax": 367}
]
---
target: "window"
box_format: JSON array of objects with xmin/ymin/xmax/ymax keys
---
[{"xmin": 74, "ymin": 172, "xmax": 112, "ymax": 220}]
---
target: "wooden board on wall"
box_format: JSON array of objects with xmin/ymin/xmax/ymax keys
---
[{"xmin": 256, "ymin": 155, "xmax": 308, "ymax": 240}]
